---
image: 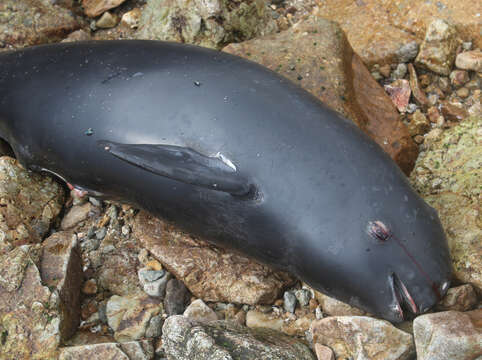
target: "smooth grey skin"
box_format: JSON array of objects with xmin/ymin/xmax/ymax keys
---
[{"xmin": 0, "ymin": 41, "xmax": 452, "ymax": 322}]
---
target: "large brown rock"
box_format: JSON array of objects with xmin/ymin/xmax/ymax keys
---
[
  {"xmin": 0, "ymin": 234, "xmax": 82, "ymax": 359},
  {"xmin": 413, "ymin": 310, "xmax": 482, "ymax": 360},
  {"xmin": 310, "ymin": 316, "xmax": 415, "ymax": 360},
  {"xmin": 0, "ymin": 156, "xmax": 64, "ymax": 253},
  {"xmin": 224, "ymin": 17, "xmax": 418, "ymax": 174},
  {"xmin": 0, "ymin": 0, "xmax": 81, "ymax": 48},
  {"xmin": 132, "ymin": 211, "xmax": 294, "ymax": 305},
  {"xmin": 315, "ymin": 0, "xmax": 481, "ymax": 65}
]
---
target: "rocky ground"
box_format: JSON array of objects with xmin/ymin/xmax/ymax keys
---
[{"xmin": 0, "ymin": 0, "xmax": 481, "ymax": 359}]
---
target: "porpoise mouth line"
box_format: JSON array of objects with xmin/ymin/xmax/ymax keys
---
[
  {"xmin": 391, "ymin": 233, "xmax": 442, "ymax": 301},
  {"xmin": 389, "ymin": 272, "xmax": 418, "ymax": 319}
]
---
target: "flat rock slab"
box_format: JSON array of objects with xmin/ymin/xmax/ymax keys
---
[
  {"xmin": 310, "ymin": 316, "xmax": 415, "ymax": 360},
  {"xmin": 132, "ymin": 211, "xmax": 294, "ymax": 305},
  {"xmin": 0, "ymin": 0, "xmax": 81, "ymax": 48},
  {"xmin": 410, "ymin": 116, "xmax": 482, "ymax": 291},
  {"xmin": 413, "ymin": 310, "xmax": 482, "ymax": 360},
  {"xmin": 162, "ymin": 315, "xmax": 316, "ymax": 360},
  {"xmin": 223, "ymin": 17, "xmax": 418, "ymax": 174},
  {"xmin": 59, "ymin": 340, "xmax": 154, "ymax": 360},
  {"xmin": 0, "ymin": 156, "xmax": 64, "ymax": 252}
]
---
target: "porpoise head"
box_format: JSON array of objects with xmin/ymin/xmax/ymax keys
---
[{"xmin": 295, "ymin": 156, "xmax": 453, "ymax": 322}]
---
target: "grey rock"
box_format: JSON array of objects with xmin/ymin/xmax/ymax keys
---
[
  {"xmin": 162, "ymin": 315, "xmax": 316, "ymax": 360},
  {"xmin": 145, "ymin": 315, "xmax": 164, "ymax": 338},
  {"xmin": 183, "ymin": 299, "xmax": 218, "ymax": 322},
  {"xmin": 392, "ymin": 63, "xmax": 408, "ymax": 80},
  {"xmin": 396, "ymin": 41, "xmax": 419, "ymax": 63},
  {"xmin": 81, "ymin": 238, "xmax": 100, "ymax": 252},
  {"xmin": 89, "ymin": 197, "xmax": 102, "ymax": 207},
  {"xmin": 138, "ymin": 268, "xmax": 171, "ymax": 298},
  {"xmin": 95, "ymin": 227, "xmax": 107, "ymax": 240},
  {"xmin": 164, "ymin": 279, "xmax": 191, "ymax": 316},
  {"xmin": 283, "ymin": 291, "xmax": 297, "ymax": 313},
  {"xmin": 295, "ymin": 289, "xmax": 312, "ymax": 307}
]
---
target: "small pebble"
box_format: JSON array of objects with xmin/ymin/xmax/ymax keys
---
[
  {"xmin": 145, "ymin": 315, "xmax": 164, "ymax": 338},
  {"xmin": 82, "ymin": 279, "xmax": 98, "ymax": 295},
  {"xmin": 391, "ymin": 63, "xmax": 407, "ymax": 79},
  {"xmin": 414, "ymin": 135, "xmax": 425, "ymax": 144},
  {"xmin": 138, "ymin": 268, "xmax": 170, "ymax": 297},
  {"xmin": 89, "ymin": 197, "xmax": 102, "ymax": 207},
  {"xmin": 283, "ymin": 291, "xmax": 297, "ymax": 313},
  {"xmin": 371, "ymin": 71, "xmax": 383, "ymax": 81},
  {"xmin": 315, "ymin": 306, "xmax": 323, "ymax": 320},
  {"xmin": 146, "ymin": 259, "xmax": 163, "ymax": 271},
  {"xmin": 121, "ymin": 225, "xmax": 130, "ymax": 236},
  {"xmin": 101, "ymin": 244, "xmax": 116, "ymax": 254},
  {"xmin": 450, "ymin": 70, "xmax": 470, "ymax": 87},
  {"xmin": 95, "ymin": 227, "xmax": 107, "ymax": 240},
  {"xmin": 295, "ymin": 289, "xmax": 312, "ymax": 307},
  {"xmin": 406, "ymin": 103, "xmax": 418, "ymax": 113},
  {"xmin": 396, "ymin": 41, "xmax": 419, "ymax": 63},
  {"xmin": 456, "ymin": 87, "xmax": 469, "ymax": 98},
  {"xmin": 164, "ymin": 279, "xmax": 191, "ymax": 315},
  {"xmin": 455, "ymin": 50, "xmax": 482, "ymax": 72},
  {"xmin": 438, "ymin": 76, "xmax": 451, "ymax": 92},
  {"xmin": 314, "ymin": 343, "xmax": 335, "ymax": 360},
  {"xmin": 419, "ymin": 74, "xmax": 432, "ymax": 87},
  {"xmin": 120, "ymin": 8, "xmax": 141, "ymax": 29},
  {"xmin": 96, "ymin": 12, "xmax": 118, "ymax": 29},
  {"xmin": 379, "ymin": 64, "xmax": 391, "ymax": 78},
  {"xmin": 81, "ymin": 238, "xmax": 100, "ymax": 252},
  {"xmin": 462, "ymin": 42, "xmax": 472, "ymax": 51}
]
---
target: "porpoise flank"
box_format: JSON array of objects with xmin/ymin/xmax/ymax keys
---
[{"xmin": 0, "ymin": 41, "xmax": 452, "ymax": 322}]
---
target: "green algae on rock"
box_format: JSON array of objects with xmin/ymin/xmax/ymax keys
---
[{"xmin": 410, "ymin": 116, "xmax": 482, "ymax": 292}]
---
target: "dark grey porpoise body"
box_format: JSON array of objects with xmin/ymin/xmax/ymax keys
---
[{"xmin": 0, "ymin": 41, "xmax": 452, "ymax": 322}]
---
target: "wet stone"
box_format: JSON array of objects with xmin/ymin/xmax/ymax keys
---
[
  {"xmin": 138, "ymin": 267, "xmax": 171, "ymax": 298},
  {"xmin": 396, "ymin": 41, "xmax": 420, "ymax": 63},
  {"xmin": 392, "ymin": 63, "xmax": 408, "ymax": 79},
  {"xmin": 436, "ymin": 284, "xmax": 478, "ymax": 312},
  {"xmin": 450, "ymin": 70, "xmax": 470, "ymax": 87},
  {"xmin": 283, "ymin": 291, "xmax": 297, "ymax": 313},
  {"xmin": 145, "ymin": 315, "xmax": 164, "ymax": 338},
  {"xmin": 163, "ymin": 278, "xmax": 190, "ymax": 316},
  {"xmin": 295, "ymin": 289, "xmax": 312, "ymax": 307},
  {"xmin": 455, "ymin": 50, "xmax": 482, "ymax": 72}
]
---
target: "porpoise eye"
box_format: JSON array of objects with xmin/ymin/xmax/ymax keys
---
[{"xmin": 367, "ymin": 220, "xmax": 391, "ymax": 242}]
